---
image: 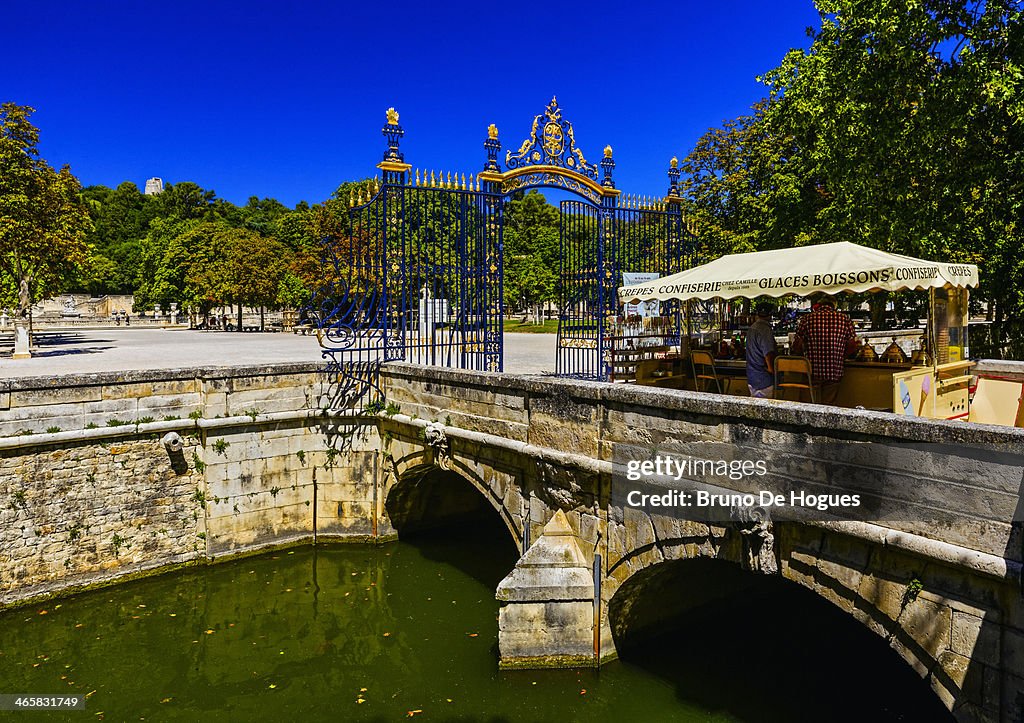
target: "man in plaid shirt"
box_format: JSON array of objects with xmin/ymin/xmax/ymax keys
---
[{"xmin": 792, "ymin": 295, "xmax": 859, "ymax": 404}]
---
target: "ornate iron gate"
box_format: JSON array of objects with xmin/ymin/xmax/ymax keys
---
[
  {"xmin": 557, "ymin": 196, "xmax": 692, "ymax": 376},
  {"xmin": 310, "ymin": 97, "xmax": 696, "ymax": 404},
  {"xmin": 555, "ymin": 196, "xmax": 691, "ymax": 380}
]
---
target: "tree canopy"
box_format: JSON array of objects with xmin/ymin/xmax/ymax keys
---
[
  {"xmin": 681, "ymin": 0, "xmax": 1023, "ymax": 352},
  {"xmin": 0, "ymin": 103, "xmax": 91, "ymax": 313}
]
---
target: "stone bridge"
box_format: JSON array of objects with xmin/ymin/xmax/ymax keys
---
[
  {"xmin": 1, "ymin": 361, "xmax": 1022, "ymax": 721},
  {"xmin": 376, "ymin": 364, "xmax": 1024, "ymax": 723}
]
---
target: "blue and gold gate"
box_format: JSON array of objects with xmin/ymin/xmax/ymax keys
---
[
  {"xmin": 310, "ymin": 97, "xmax": 696, "ymax": 404},
  {"xmin": 556, "ymin": 190, "xmax": 692, "ymax": 380}
]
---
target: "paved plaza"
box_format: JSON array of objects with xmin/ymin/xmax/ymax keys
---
[{"xmin": 0, "ymin": 328, "xmax": 557, "ymax": 378}]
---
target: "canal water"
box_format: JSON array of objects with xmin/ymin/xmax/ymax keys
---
[{"xmin": 0, "ymin": 525, "xmax": 951, "ymax": 722}]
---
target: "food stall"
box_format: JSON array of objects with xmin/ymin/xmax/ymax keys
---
[{"xmin": 617, "ymin": 241, "xmax": 979, "ymax": 418}]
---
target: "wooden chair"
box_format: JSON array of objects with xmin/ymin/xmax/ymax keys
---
[
  {"xmin": 774, "ymin": 355, "xmax": 815, "ymax": 403},
  {"xmin": 690, "ymin": 350, "xmax": 724, "ymax": 393}
]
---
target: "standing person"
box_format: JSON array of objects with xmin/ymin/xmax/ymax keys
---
[
  {"xmin": 746, "ymin": 302, "xmax": 778, "ymax": 398},
  {"xmin": 792, "ymin": 294, "xmax": 858, "ymax": 404}
]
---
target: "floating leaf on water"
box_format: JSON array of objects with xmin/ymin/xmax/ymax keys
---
[
  {"xmin": 38, "ymin": 610, "xmax": 48, "ymax": 615},
  {"xmin": 285, "ymin": 588, "xmax": 292, "ymax": 592},
  {"xmin": 205, "ymin": 629, "xmax": 216, "ymax": 635},
  {"xmin": 137, "ymin": 604, "xmax": 146, "ymax": 608},
  {"xmin": 407, "ymin": 711, "xmax": 423, "ymax": 717},
  {"xmin": 75, "ymin": 623, "xmax": 84, "ymax": 628},
  {"xmin": 268, "ymin": 684, "xmax": 277, "ymax": 689},
  {"xmin": 85, "ymin": 690, "xmax": 96, "ymax": 698},
  {"xmin": 580, "ymin": 689, "xmax": 587, "ymax": 695},
  {"xmin": 382, "ymin": 632, "xmax": 391, "ymax": 637},
  {"xmin": 446, "ymin": 699, "xmax": 453, "ymax": 703},
  {"xmin": 356, "ymin": 698, "xmax": 365, "ymax": 704},
  {"xmin": 168, "ymin": 614, "xmax": 176, "ymax": 617},
  {"xmin": 55, "ymin": 604, "xmax": 62, "ymax": 609},
  {"xmin": 160, "ymin": 698, "xmax": 172, "ymax": 704},
  {"xmin": 359, "ymin": 688, "xmax": 367, "ymax": 693},
  {"xmin": 467, "ymin": 633, "xmax": 478, "ymax": 637}
]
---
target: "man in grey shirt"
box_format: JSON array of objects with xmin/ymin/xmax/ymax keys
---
[{"xmin": 746, "ymin": 302, "xmax": 778, "ymax": 398}]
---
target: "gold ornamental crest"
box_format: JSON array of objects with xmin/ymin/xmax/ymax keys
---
[{"xmin": 542, "ymin": 121, "xmax": 564, "ymax": 156}]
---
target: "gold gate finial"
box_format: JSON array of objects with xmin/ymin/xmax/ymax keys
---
[
  {"xmin": 604, "ymin": 145, "xmax": 613, "ymax": 158},
  {"xmin": 670, "ymin": 156, "xmax": 679, "ymax": 168},
  {"xmin": 487, "ymin": 123, "xmax": 499, "ymax": 139},
  {"xmin": 386, "ymin": 107, "xmax": 399, "ymax": 125}
]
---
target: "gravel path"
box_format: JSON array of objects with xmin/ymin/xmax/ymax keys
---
[{"xmin": 0, "ymin": 328, "xmax": 557, "ymax": 379}]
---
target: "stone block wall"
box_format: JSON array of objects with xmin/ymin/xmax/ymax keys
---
[
  {"xmin": 0, "ymin": 435, "xmax": 203, "ymax": 607},
  {"xmin": 0, "ymin": 363, "xmax": 381, "ymax": 610}
]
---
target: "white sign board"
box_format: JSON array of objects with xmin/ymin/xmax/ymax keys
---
[{"xmin": 622, "ymin": 273, "xmax": 660, "ymax": 318}]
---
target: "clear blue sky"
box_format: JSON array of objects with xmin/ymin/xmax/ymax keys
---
[{"xmin": 3, "ymin": 1, "xmax": 820, "ymax": 207}]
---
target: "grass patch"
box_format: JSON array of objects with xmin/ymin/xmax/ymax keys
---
[{"xmin": 503, "ymin": 319, "xmax": 558, "ymax": 334}]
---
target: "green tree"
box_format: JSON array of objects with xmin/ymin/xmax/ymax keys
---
[
  {"xmin": 681, "ymin": 100, "xmax": 813, "ymax": 260},
  {"xmin": 81, "ymin": 181, "xmax": 153, "ymax": 293},
  {"xmin": 151, "ymin": 181, "xmax": 215, "ymax": 221},
  {"xmin": 218, "ymin": 227, "xmax": 287, "ymax": 331},
  {"xmin": 681, "ymin": 1, "xmax": 1023, "ymax": 348},
  {"xmin": 503, "ymin": 191, "xmax": 559, "ymax": 320},
  {"xmin": 0, "ymin": 103, "xmax": 91, "ymax": 316},
  {"xmin": 133, "ymin": 217, "xmax": 202, "ymax": 311}
]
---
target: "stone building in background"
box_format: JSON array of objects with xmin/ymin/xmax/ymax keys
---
[{"xmin": 144, "ymin": 177, "xmax": 164, "ymax": 195}]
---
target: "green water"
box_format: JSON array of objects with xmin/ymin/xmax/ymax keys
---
[{"xmin": 0, "ymin": 530, "xmax": 949, "ymax": 722}]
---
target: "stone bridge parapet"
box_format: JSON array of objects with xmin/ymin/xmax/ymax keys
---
[{"xmin": 378, "ymin": 363, "xmax": 1024, "ymax": 722}]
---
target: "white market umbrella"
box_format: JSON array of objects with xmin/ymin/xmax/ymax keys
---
[{"xmin": 618, "ymin": 241, "xmax": 979, "ymax": 303}]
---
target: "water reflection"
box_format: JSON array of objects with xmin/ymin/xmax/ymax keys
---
[{"xmin": 0, "ymin": 534, "xmax": 950, "ymax": 722}]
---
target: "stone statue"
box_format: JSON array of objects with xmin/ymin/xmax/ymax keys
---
[
  {"xmin": 18, "ymin": 277, "xmax": 30, "ymax": 318},
  {"xmin": 731, "ymin": 504, "xmax": 778, "ymax": 574},
  {"xmin": 424, "ymin": 421, "xmax": 451, "ymax": 470}
]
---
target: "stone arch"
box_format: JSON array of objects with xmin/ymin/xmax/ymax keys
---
[
  {"xmin": 606, "ymin": 554, "xmax": 955, "ymax": 720},
  {"xmin": 604, "ymin": 522, "xmax": 967, "ymax": 718},
  {"xmin": 383, "ymin": 445, "xmax": 523, "ymax": 553}
]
